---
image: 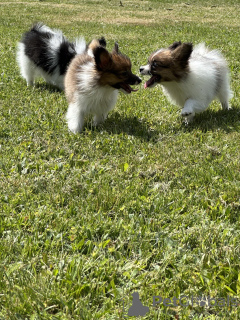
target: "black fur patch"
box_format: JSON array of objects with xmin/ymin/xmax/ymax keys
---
[
  {"xmin": 98, "ymin": 37, "xmax": 107, "ymax": 48},
  {"xmin": 168, "ymin": 41, "xmax": 182, "ymax": 50},
  {"xmin": 21, "ymin": 23, "xmax": 76, "ymax": 75},
  {"xmin": 58, "ymin": 41, "xmax": 76, "ymax": 74}
]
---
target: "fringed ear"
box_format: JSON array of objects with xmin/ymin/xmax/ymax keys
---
[
  {"xmin": 98, "ymin": 36, "xmax": 106, "ymax": 48},
  {"xmin": 93, "ymin": 46, "xmax": 112, "ymax": 71},
  {"xmin": 172, "ymin": 42, "xmax": 193, "ymax": 67},
  {"xmin": 113, "ymin": 42, "xmax": 119, "ymax": 54},
  {"xmin": 168, "ymin": 41, "xmax": 182, "ymax": 50}
]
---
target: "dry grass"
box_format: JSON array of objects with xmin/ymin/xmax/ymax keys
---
[{"xmin": 1, "ymin": 0, "xmax": 239, "ymax": 27}]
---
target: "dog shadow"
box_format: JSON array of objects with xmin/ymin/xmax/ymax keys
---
[
  {"xmin": 181, "ymin": 105, "xmax": 240, "ymax": 133},
  {"xmin": 91, "ymin": 106, "xmax": 239, "ymax": 140},
  {"xmin": 97, "ymin": 112, "xmax": 160, "ymax": 141},
  {"xmin": 34, "ymin": 83, "xmax": 62, "ymax": 93}
]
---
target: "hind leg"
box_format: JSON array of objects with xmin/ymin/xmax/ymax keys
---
[
  {"xmin": 25, "ymin": 68, "xmax": 35, "ymax": 86},
  {"xmin": 17, "ymin": 43, "xmax": 36, "ymax": 86},
  {"xmin": 217, "ymin": 73, "xmax": 233, "ymax": 110},
  {"xmin": 21, "ymin": 56, "xmax": 36, "ymax": 86}
]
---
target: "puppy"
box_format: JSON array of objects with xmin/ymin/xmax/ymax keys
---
[
  {"xmin": 140, "ymin": 42, "xmax": 232, "ymax": 122},
  {"xmin": 16, "ymin": 23, "xmax": 89, "ymax": 89},
  {"xmin": 65, "ymin": 41, "xmax": 141, "ymax": 133}
]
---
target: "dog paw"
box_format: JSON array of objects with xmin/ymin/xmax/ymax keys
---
[
  {"xmin": 181, "ymin": 111, "xmax": 193, "ymax": 117},
  {"xmin": 221, "ymin": 102, "xmax": 230, "ymax": 110},
  {"xmin": 27, "ymin": 80, "xmax": 34, "ymax": 86},
  {"xmin": 181, "ymin": 110, "xmax": 195, "ymax": 124}
]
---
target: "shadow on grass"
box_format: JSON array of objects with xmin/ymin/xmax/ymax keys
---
[
  {"xmin": 98, "ymin": 112, "xmax": 160, "ymax": 141},
  {"xmin": 34, "ymin": 83, "xmax": 62, "ymax": 93},
  {"xmin": 0, "ymin": 130, "xmax": 10, "ymax": 139},
  {"xmin": 182, "ymin": 105, "xmax": 240, "ymax": 133},
  {"xmin": 86, "ymin": 106, "xmax": 240, "ymax": 140}
]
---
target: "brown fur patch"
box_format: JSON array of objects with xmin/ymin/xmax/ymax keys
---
[
  {"xmin": 98, "ymin": 52, "xmax": 133, "ymax": 86},
  {"xmin": 93, "ymin": 47, "xmax": 135, "ymax": 86},
  {"xmin": 149, "ymin": 42, "xmax": 193, "ymax": 82},
  {"xmin": 64, "ymin": 54, "xmax": 94, "ymax": 103},
  {"xmin": 88, "ymin": 39, "xmax": 102, "ymax": 52},
  {"xmin": 112, "ymin": 52, "xmax": 131, "ymax": 69}
]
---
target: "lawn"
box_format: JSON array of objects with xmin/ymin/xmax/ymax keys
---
[{"xmin": 0, "ymin": 0, "xmax": 240, "ymax": 319}]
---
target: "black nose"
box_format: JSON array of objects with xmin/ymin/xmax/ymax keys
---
[
  {"xmin": 139, "ymin": 67, "xmax": 144, "ymax": 73},
  {"xmin": 128, "ymin": 75, "xmax": 141, "ymax": 85}
]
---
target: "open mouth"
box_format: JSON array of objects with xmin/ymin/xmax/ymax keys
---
[
  {"xmin": 114, "ymin": 83, "xmax": 138, "ymax": 94},
  {"xmin": 144, "ymin": 75, "xmax": 161, "ymax": 88}
]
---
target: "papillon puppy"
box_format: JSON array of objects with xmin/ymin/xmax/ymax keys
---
[
  {"xmin": 65, "ymin": 40, "xmax": 141, "ymax": 133},
  {"xmin": 16, "ymin": 23, "xmax": 105, "ymax": 90},
  {"xmin": 140, "ymin": 42, "xmax": 232, "ymax": 122}
]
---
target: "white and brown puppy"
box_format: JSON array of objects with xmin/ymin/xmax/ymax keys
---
[
  {"xmin": 65, "ymin": 41, "xmax": 141, "ymax": 133},
  {"xmin": 140, "ymin": 42, "xmax": 232, "ymax": 122}
]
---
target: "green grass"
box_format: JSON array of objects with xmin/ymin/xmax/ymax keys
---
[{"xmin": 1, "ymin": 0, "xmax": 240, "ymax": 319}]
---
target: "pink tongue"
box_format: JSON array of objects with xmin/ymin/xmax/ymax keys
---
[{"xmin": 144, "ymin": 76, "xmax": 157, "ymax": 88}]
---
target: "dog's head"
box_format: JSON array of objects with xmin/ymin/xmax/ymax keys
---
[
  {"xmin": 93, "ymin": 42, "xmax": 141, "ymax": 94},
  {"xmin": 140, "ymin": 41, "xmax": 193, "ymax": 88}
]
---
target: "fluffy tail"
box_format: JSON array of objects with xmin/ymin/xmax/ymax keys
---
[{"xmin": 74, "ymin": 37, "xmax": 87, "ymax": 55}]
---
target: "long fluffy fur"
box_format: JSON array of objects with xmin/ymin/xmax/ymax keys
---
[
  {"xmin": 65, "ymin": 53, "xmax": 119, "ymax": 133},
  {"xmin": 65, "ymin": 42, "xmax": 141, "ymax": 133},
  {"xmin": 140, "ymin": 42, "xmax": 233, "ymax": 122},
  {"xmin": 16, "ymin": 23, "xmax": 86, "ymax": 89}
]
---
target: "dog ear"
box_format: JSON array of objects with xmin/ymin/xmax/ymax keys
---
[
  {"xmin": 172, "ymin": 42, "xmax": 193, "ymax": 67},
  {"xmin": 98, "ymin": 36, "xmax": 107, "ymax": 48},
  {"xmin": 93, "ymin": 46, "xmax": 112, "ymax": 71},
  {"xmin": 113, "ymin": 42, "xmax": 119, "ymax": 54},
  {"xmin": 168, "ymin": 41, "xmax": 182, "ymax": 50}
]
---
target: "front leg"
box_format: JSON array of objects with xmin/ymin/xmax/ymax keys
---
[
  {"xmin": 181, "ymin": 107, "xmax": 195, "ymax": 124},
  {"xmin": 66, "ymin": 103, "xmax": 85, "ymax": 133},
  {"xmin": 181, "ymin": 110, "xmax": 195, "ymax": 124},
  {"xmin": 181, "ymin": 99, "xmax": 205, "ymax": 123},
  {"xmin": 93, "ymin": 112, "xmax": 108, "ymax": 126}
]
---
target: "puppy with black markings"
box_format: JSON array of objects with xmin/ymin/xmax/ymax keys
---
[
  {"xmin": 17, "ymin": 23, "xmax": 106, "ymax": 90},
  {"xmin": 65, "ymin": 40, "xmax": 141, "ymax": 133},
  {"xmin": 140, "ymin": 42, "xmax": 232, "ymax": 123}
]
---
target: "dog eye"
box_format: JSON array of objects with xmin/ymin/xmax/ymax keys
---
[
  {"xmin": 120, "ymin": 71, "xmax": 128, "ymax": 77},
  {"xmin": 152, "ymin": 61, "xmax": 169, "ymax": 69}
]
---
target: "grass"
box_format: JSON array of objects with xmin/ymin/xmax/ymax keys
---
[{"xmin": 0, "ymin": 0, "xmax": 240, "ymax": 319}]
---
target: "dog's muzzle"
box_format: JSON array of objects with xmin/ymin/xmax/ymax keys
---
[{"xmin": 139, "ymin": 65, "xmax": 151, "ymax": 76}]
